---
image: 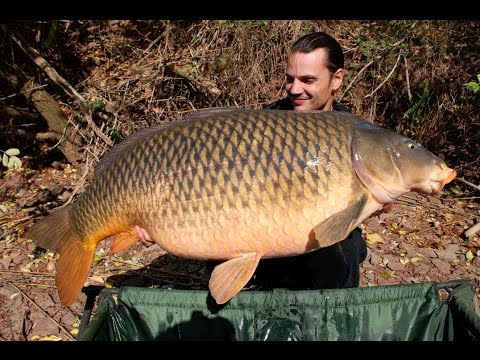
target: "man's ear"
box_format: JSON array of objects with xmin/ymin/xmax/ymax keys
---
[{"xmin": 331, "ymin": 68, "xmax": 344, "ymax": 90}]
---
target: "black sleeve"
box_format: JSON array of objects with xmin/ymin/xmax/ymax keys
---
[
  {"xmin": 265, "ymin": 98, "xmax": 349, "ymax": 112},
  {"xmin": 263, "ymin": 97, "xmax": 294, "ymax": 110},
  {"xmin": 332, "ymin": 101, "xmax": 351, "ymax": 113}
]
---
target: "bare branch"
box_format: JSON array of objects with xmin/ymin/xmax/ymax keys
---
[
  {"xmin": 167, "ymin": 63, "xmax": 221, "ymax": 96},
  {"xmin": 365, "ymin": 51, "xmax": 402, "ymax": 99},
  {"xmin": 404, "ymin": 54, "xmax": 412, "ymax": 102},
  {"xmin": 340, "ymin": 60, "xmax": 373, "ymax": 102},
  {"xmin": 62, "ymin": 153, "xmax": 93, "ymax": 207},
  {"xmin": 0, "ymin": 84, "xmax": 48, "ymax": 101},
  {"xmin": 36, "ymin": 131, "xmax": 63, "ymax": 141},
  {"xmin": 456, "ymin": 177, "xmax": 480, "ymax": 192}
]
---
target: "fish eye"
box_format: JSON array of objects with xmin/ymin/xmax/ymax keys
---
[{"xmin": 407, "ymin": 142, "xmax": 417, "ymax": 150}]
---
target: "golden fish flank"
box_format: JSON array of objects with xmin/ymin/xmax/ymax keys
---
[{"xmin": 26, "ymin": 108, "xmax": 457, "ymax": 306}]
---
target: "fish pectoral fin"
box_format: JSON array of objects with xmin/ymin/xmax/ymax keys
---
[
  {"xmin": 109, "ymin": 230, "xmax": 139, "ymax": 254},
  {"xmin": 314, "ymin": 194, "xmax": 368, "ymax": 248},
  {"xmin": 209, "ymin": 252, "xmax": 261, "ymax": 305}
]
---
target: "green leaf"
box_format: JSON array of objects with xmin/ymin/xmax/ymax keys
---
[
  {"xmin": 91, "ymin": 99, "xmax": 105, "ymax": 110},
  {"xmin": 466, "ymin": 250, "xmax": 474, "ymax": 262},
  {"xmin": 2, "ymin": 154, "xmax": 8, "ymax": 167},
  {"xmin": 380, "ymin": 271, "xmax": 391, "ymax": 279},
  {"xmin": 5, "ymin": 148, "xmax": 20, "ymax": 156}
]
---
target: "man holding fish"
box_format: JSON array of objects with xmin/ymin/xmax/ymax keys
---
[
  {"xmin": 206, "ymin": 31, "xmax": 368, "ymax": 292},
  {"xmin": 27, "ymin": 32, "xmax": 456, "ymax": 306}
]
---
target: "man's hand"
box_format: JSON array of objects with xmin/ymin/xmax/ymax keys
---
[{"xmin": 135, "ymin": 226, "xmax": 155, "ymax": 248}]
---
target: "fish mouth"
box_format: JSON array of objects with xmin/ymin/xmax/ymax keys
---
[{"xmin": 429, "ymin": 165, "xmax": 457, "ymax": 194}]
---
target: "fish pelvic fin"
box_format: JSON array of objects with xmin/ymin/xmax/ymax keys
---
[
  {"xmin": 313, "ymin": 194, "xmax": 369, "ymax": 248},
  {"xmin": 109, "ymin": 230, "xmax": 139, "ymax": 254},
  {"xmin": 27, "ymin": 206, "xmax": 95, "ymax": 306},
  {"xmin": 209, "ymin": 252, "xmax": 261, "ymax": 305}
]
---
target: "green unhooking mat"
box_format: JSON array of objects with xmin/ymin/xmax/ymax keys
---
[{"xmin": 77, "ymin": 279, "xmax": 480, "ymax": 341}]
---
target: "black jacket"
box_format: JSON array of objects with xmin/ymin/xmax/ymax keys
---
[{"xmin": 263, "ymin": 97, "xmax": 350, "ymax": 112}]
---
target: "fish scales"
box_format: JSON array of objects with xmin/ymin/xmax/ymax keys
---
[
  {"xmin": 27, "ymin": 108, "xmax": 456, "ymax": 306},
  {"xmin": 73, "ymin": 111, "xmax": 353, "ymax": 252}
]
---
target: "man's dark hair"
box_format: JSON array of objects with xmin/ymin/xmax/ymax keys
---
[{"xmin": 290, "ymin": 31, "xmax": 344, "ymax": 74}]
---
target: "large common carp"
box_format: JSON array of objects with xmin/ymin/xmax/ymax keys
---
[{"xmin": 27, "ymin": 109, "xmax": 456, "ymax": 306}]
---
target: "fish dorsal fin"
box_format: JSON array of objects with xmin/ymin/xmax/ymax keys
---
[
  {"xmin": 184, "ymin": 107, "xmax": 242, "ymax": 121},
  {"xmin": 209, "ymin": 252, "xmax": 261, "ymax": 305},
  {"xmin": 314, "ymin": 194, "xmax": 369, "ymax": 248},
  {"xmin": 95, "ymin": 108, "xmax": 241, "ymax": 177},
  {"xmin": 94, "ymin": 125, "xmax": 166, "ymax": 177}
]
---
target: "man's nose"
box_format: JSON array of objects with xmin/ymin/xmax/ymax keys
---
[{"xmin": 289, "ymin": 78, "xmax": 303, "ymax": 95}]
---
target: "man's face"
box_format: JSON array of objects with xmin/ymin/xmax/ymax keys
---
[{"xmin": 285, "ymin": 48, "xmax": 343, "ymax": 111}]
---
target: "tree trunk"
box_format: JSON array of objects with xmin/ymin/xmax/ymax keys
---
[{"xmin": 0, "ymin": 60, "xmax": 83, "ymax": 170}]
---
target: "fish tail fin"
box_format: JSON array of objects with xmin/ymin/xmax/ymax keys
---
[{"xmin": 27, "ymin": 206, "xmax": 95, "ymax": 306}]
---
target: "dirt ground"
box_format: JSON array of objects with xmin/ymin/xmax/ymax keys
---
[{"xmin": 0, "ymin": 161, "xmax": 479, "ymax": 341}]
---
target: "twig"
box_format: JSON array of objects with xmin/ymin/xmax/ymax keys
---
[
  {"xmin": 36, "ymin": 131, "xmax": 63, "ymax": 141},
  {"xmin": 365, "ymin": 51, "xmax": 402, "ymax": 98},
  {"xmin": 36, "ymin": 129, "xmax": 71, "ymax": 153},
  {"xmin": 0, "ymin": 270, "xmax": 54, "ymax": 276},
  {"xmin": 456, "ymin": 177, "xmax": 480, "ymax": 192},
  {"xmin": 44, "ymin": 124, "xmax": 70, "ymax": 152},
  {"xmin": 129, "ymin": 269, "xmax": 206, "ymax": 286},
  {"xmin": 450, "ymin": 196, "xmax": 480, "ymax": 201},
  {"xmin": 0, "ymin": 216, "xmax": 35, "ymax": 239},
  {"xmin": 20, "ymin": 308, "xmax": 27, "ymax": 341},
  {"xmin": 9, "ymin": 283, "xmax": 75, "ymax": 340},
  {"xmin": 10, "ymin": 282, "xmax": 56, "ymax": 288},
  {"xmin": 133, "ymin": 31, "xmax": 166, "ymax": 67},
  {"xmin": 339, "ymin": 60, "xmax": 373, "ymax": 102},
  {"xmin": 98, "ymin": 255, "xmax": 207, "ymax": 281},
  {"xmin": 395, "ymin": 193, "xmax": 480, "ymax": 220},
  {"xmin": 167, "ymin": 63, "xmax": 221, "ymax": 96},
  {"xmin": 63, "ymin": 155, "xmax": 92, "ymax": 207},
  {"xmin": 0, "ymin": 84, "xmax": 48, "ymax": 101},
  {"xmin": 0, "ymin": 228, "xmax": 16, "ymax": 241},
  {"xmin": 5, "ymin": 26, "xmax": 113, "ymax": 147},
  {"xmin": 415, "ymin": 219, "xmax": 471, "ymax": 235},
  {"xmin": 404, "ymin": 54, "xmax": 412, "ymax": 102}
]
